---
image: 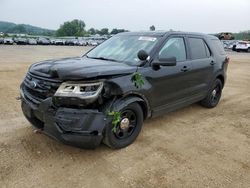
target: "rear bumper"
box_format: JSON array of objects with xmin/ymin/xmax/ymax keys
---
[{"xmin": 20, "ymin": 91, "xmax": 107, "ymax": 149}]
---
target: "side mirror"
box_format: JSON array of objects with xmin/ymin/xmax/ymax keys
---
[
  {"xmin": 137, "ymin": 50, "xmax": 149, "ymax": 61},
  {"xmin": 152, "ymin": 56, "xmax": 177, "ymax": 69}
]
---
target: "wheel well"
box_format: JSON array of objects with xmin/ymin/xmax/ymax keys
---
[
  {"xmin": 137, "ymin": 100, "xmax": 148, "ymax": 120},
  {"xmin": 216, "ymin": 75, "xmax": 224, "ymax": 88},
  {"xmin": 122, "ymin": 94, "xmax": 150, "ymax": 120}
]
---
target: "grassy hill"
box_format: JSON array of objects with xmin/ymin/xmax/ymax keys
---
[{"xmin": 0, "ymin": 21, "xmax": 55, "ymax": 36}]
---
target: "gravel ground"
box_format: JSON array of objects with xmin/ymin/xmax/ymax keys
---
[{"xmin": 0, "ymin": 46, "xmax": 250, "ymax": 188}]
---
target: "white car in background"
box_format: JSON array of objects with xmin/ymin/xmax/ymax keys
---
[
  {"xmin": 54, "ymin": 39, "xmax": 65, "ymax": 45},
  {"xmin": 88, "ymin": 40, "xmax": 98, "ymax": 46},
  {"xmin": 236, "ymin": 41, "xmax": 250, "ymax": 52},
  {"xmin": 77, "ymin": 40, "xmax": 88, "ymax": 46},
  {"xmin": 4, "ymin": 38, "xmax": 14, "ymax": 45},
  {"xmin": 27, "ymin": 38, "xmax": 37, "ymax": 45}
]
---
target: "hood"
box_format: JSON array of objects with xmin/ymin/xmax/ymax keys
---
[{"xmin": 29, "ymin": 57, "xmax": 137, "ymax": 80}]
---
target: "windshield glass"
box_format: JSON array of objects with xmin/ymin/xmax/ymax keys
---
[{"xmin": 86, "ymin": 35, "xmax": 159, "ymax": 66}]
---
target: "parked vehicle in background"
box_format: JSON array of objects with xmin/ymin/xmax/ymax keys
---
[
  {"xmin": 54, "ymin": 39, "xmax": 64, "ymax": 45},
  {"xmin": 229, "ymin": 41, "xmax": 238, "ymax": 51},
  {"xmin": 87, "ymin": 37, "xmax": 107, "ymax": 46},
  {"xmin": 0, "ymin": 38, "xmax": 3, "ymax": 44},
  {"xmin": 232, "ymin": 41, "xmax": 238, "ymax": 51},
  {"xmin": 20, "ymin": 31, "xmax": 229, "ymax": 149},
  {"xmin": 50, "ymin": 39, "xmax": 56, "ymax": 45},
  {"xmin": 76, "ymin": 39, "xmax": 88, "ymax": 46},
  {"xmin": 65, "ymin": 39, "xmax": 78, "ymax": 46},
  {"xmin": 37, "ymin": 37, "xmax": 50, "ymax": 45},
  {"xmin": 27, "ymin": 38, "xmax": 37, "ymax": 45},
  {"xmin": 14, "ymin": 38, "xmax": 28, "ymax": 45},
  {"xmin": 227, "ymin": 41, "xmax": 234, "ymax": 49},
  {"xmin": 221, "ymin": 40, "xmax": 238, "ymax": 50},
  {"xmin": 3, "ymin": 38, "xmax": 14, "ymax": 45},
  {"xmin": 222, "ymin": 41, "xmax": 229, "ymax": 49},
  {"xmin": 88, "ymin": 40, "xmax": 98, "ymax": 46},
  {"xmin": 96, "ymin": 37, "xmax": 106, "ymax": 45},
  {"xmin": 235, "ymin": 41, "xmax": 250, "ymax": 52}
]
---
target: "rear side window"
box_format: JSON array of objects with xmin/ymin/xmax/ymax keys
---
[
  {"xmin": 188, "ymin": 38, "xmax": 209, "ymax": 59},
  {"xmin": 212, "ymin": 39, "xmax": 226, "ymax": 55}
]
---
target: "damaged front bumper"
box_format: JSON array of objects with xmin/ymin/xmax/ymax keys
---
[{"xmin": 20, "ymin": 91, "xmax": 107, "ymax": 149}]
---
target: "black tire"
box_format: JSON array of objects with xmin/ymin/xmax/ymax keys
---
[
  {"xmin": 103, "ymin": 102, "xmax": 143, "ymax": 149},
  {"xmin": 200, "ymin": 79, "xmax": 222, "ymax": 108}
]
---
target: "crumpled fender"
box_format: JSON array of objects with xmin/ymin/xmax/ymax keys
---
[{"xmin": 108, "ymin": 95, "xmax": 151, "ymax": 119}]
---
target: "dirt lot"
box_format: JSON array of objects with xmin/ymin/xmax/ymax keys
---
[{"xmin": 0, "ymin": 45, "xmax": 249, "ymax": 188}]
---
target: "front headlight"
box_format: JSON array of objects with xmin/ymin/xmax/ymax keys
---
[{"xmin": 54, "ymin": 82, "xmax": 103, "ymax": 99}]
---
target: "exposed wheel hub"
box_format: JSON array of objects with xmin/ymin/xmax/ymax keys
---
[
  {"xmin": 212, "ymin": 89, "xmax": 217, "ymax": 97},
  {"xmin": 120, "ymin": 118, "xmax": 130, "ymax": 130},
  {"xmin": 114, "ymin": 109, "xmax": 137, "ymax": 140}
]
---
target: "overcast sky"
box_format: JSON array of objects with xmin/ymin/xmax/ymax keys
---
[{"xmin": 0, "ymin": 0, "xmax": 249, "ymax": 33}]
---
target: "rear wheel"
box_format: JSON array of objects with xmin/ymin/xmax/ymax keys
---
[
  {"xmin": 200, "ymin": 79, "xmax": 222, "ymax": 108},
  {"xmin": 103, "ymin": 102, "xmax": 143, "ymax": 149}
]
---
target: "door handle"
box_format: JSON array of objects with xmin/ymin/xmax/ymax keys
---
[
  {"xmin": 181, "ymin": 66, "xmax": 190, "ymax": 72},
  {"xmin": 210, "ymin": 60, "xmax": 215, "ymax": 65}
]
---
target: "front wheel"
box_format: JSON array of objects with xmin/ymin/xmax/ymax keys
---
[
  {"xmin": 103, "ymin": 102, "xmax": 143, "ymax": 149},
  {"xmin": 200, "ymin": 79, "xmax": 222, "ymax": 108}
]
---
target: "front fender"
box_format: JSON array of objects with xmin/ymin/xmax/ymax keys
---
[
  {"xmin": 108, "ymin": 95, "xmax": 151, "ymax": 119},
  {"xmin": 104, "ymin": 73, "xmax": 152, "ymax": 118}
]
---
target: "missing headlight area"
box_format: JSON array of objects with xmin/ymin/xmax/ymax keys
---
[{"xmin": 54, "ymin": 82, "xmax": 103, "ymax": 99}]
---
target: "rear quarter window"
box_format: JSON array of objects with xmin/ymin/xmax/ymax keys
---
[
  {"xmin": 188, "ymin": 38, "xmax": 209, "ymax": 59},
  {"xmin": 211, "ymin": 39, "xmax": 226, "ymax": 55}
]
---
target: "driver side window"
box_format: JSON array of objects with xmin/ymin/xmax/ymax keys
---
[{"xmin": 159, "ymin": 37, "xmax": 186, "ymax": 62}]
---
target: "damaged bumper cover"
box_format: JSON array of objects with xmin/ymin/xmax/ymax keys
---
[{"xmin": 20, "ymin": 90, "xmax": 106, "ymax": 149}]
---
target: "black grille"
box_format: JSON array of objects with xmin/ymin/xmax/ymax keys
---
[{"xmin": 22, "ymin": 72, "xmax": 62, "ymax": 105}]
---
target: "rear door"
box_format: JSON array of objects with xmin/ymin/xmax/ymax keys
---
[{"xmin": 187, "ymin": 37, "xmax": 214, "ymax": 97}]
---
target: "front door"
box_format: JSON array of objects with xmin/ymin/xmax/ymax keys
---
[{"xmin": 144, "ymin": 36, "xmax": 193, "ymax": 116}]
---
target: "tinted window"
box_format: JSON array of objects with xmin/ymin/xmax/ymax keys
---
[
  {"xmin": 204, "ymin": 42, "xmax": 211, "ymax": 57},
  {"xmin": 189, "ymin": 38, "xmax": 208, "ymax": 59},
  {"xmin": 159, "ymin": 37, "xmax": 186, "ymax": 62},
  {"xmin": 212, "ymin": 39, "xmax": 226, "ymax": 55}
]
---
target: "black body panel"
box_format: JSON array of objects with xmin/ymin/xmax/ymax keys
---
[
  {"xmin": 20, "ymin": 31, "xmax": 228, "ymax": 148},
  {"xmin": 30, "ymin": 57, "xmax": 136, "ymax": 80}
]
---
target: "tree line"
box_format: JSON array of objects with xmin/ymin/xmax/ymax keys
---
[{"xmin": 56, "ymin": 19, "xmax": 129, "ymax": 37}]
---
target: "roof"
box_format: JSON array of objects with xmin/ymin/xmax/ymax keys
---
[
  {"xmin": 117, "ymin": 31, "xmax": 218, "ymax": 39},
  {"xmin": 117, "ymin": 31, "xmax": 166, "ymax": 37}
]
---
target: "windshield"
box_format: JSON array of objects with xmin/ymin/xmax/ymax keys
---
[{"xmin": 86, "ymin": 35, "xmax": 159, "ymax": 65}]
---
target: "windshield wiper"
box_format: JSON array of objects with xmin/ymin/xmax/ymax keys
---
[{"xmin": 86, "ymin": 56, "xmax": 118, "ymax": 62}]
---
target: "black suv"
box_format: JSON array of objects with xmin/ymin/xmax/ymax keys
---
[{"xmin": 20, "ymin": 31, "xmax": 229, "ymax": 149}]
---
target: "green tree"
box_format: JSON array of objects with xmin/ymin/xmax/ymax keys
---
[
  {"xmin": 56, "ymin": 19, "xmax": 86, "ymax": 37},
  {"xmin": 95, "ymin": 29, "xmax": 100, "ymax": 35},
  {"xmin": 88, "ymin": 28, "xmax": 96, "ymax": 35},
  {"xmin": 110, "ymin": 28, "xmax": 119, "ymax": 35},
  {"xmin": 7, "ymin": 25, "xmax": 27, "ymax": 33},
  {"xmin": 110, "ymin": 28, "xmax": 128, "ymax": 35},
  {"xmin": 150, "ymin": 25, "xmax": 155, "ymax": 31},
  {"xmin": 99, "ymin": 28, "xmax": 109, "ymax": 35}
]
